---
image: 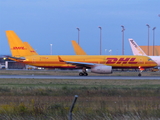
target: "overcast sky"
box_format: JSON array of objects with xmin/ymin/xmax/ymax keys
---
[{"xmin": 0, "ymin": 0, "xmax": 160, "ymax": 55}]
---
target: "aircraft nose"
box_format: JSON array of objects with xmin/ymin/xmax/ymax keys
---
[
  {"xmin": 153, "ymin": 61, "xmax": 158, "ymax": 67},
  {"xmin": 149, "ymin": 60, "xmax": 158, "ymax": 67}
]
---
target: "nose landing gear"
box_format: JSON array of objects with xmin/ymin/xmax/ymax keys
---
[
  {"xmin": 138, "ymin": 73, "xmax": 142, "ymax": 77},
  {"xmin": 138, "ymin": 67, "xmax": 144, "ymax": 77}
]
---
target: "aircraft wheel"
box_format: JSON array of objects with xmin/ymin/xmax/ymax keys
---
[
  {"xmin": 79, "ymin": 72, "xmax": 84, "ymax": 76},
  {"xmin": 138, "ymin": 73, "xmax": 141, "ymax": 77},
  {"xmin": 84, "ymin": 73, "xmax": 88, "ymax": 76}
]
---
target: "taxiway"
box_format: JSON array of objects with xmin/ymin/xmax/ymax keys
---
[{"xmin": 0, "ymin": 75, "xmax": 160, "ymax": 80}]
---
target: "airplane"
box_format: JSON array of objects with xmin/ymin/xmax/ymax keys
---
[
  {"xmin": 128, "ymin": 39, "xmax": 160, "ymax": 67},
  {"xmin": 71, "ymin": 40, "xmax": 160, "ymax": 75},
  {"xmin": 7, "ymin": 31, "xmax": 38, "ymax": 57},
  {"xmin": 23, "ymin": 42, "xmax": 38, "ymax": 55},
  {"xmin": 5, "ymin": 30, "xmax": 157, "ymax": 76},
  {"xmin": 71, "ymin": 40, "xmax": 87, "ymax": 55}
]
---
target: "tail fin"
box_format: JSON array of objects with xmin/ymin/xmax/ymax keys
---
[
  {"xmin": 23, "ymin": 42, "xmax": 38, "ymax": 55},
  {"xmin": 6, "ymin": 30, "xmax": 34, "ymax": 57},
  {"xmin": 128, "ymin": 39, "xmax": 147, "ymax": 56},
  {"xmin": 71, "ymin": 40, "xmax": 87, "ymax": 55}
]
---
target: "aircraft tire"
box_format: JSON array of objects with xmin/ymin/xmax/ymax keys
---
[
  {"xmin": 79, "ymin": 72, "xmax": 84, "ymax": 76},
  {"xmin": 138, "ymin": 73, "xmax": 141, "ymax": 77},
  {"xmin": 84, "ymin": 73, "xmax": 88, "ymax": 76}
]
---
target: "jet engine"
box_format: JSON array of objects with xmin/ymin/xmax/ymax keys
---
[{"xmin": 91, "ymin": 65, "xmax": 112, "ymax": 74}]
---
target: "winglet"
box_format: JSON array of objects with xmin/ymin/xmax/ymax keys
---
[{"xmin": 58, "ymin": 56, "xmax": 64, "ymax": 62}]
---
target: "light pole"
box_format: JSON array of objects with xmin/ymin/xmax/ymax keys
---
[
  {"xmin": 146, "ymin": 24, "xmax": 150, "ymax": 55},
  {"xmin": 153, "ymin": 27, "xmax": 156, "ymax": 56},
  {"xmin": 105, "ymin": 49, "xmax": 107, "ymax": 55},
  {"xmin": 76, "ymin": 28, "xmax": 80, "ymax": 44},
  {"xmin": 98, "ymin": 26, "xmax": 102, "ymax": 55},
  {"xmin": 50, "ymin": 44, "xmax": 52, "ymax": 55},
  {"xmin": 109, "ymin": 49, "xmax": 112, "ymax": 55},
  {"xmin": 121, "ymin": 25, "xmax": 125, "ymax": 55}
]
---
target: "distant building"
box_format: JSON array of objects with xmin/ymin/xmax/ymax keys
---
[
  {"xmin": 0, "ymin": 57, "xmax": 26, "ymax": 69},
  {"xmin": 140, "ymin": 46, "xmax": 160, "ymax": 56},
  {"xmin": 5, "ymin": 61, "xmax": 26, "ymax": 69},
  {"xmin": 0, "ymin": 57, "xmax": 5, "ymax": 69}
]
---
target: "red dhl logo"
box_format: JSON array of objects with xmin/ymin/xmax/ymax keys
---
[
  {"xmin": 12, "ymin": 47, "xmax": 26, "ymax": 50},
  {"xmin": 30, "ymin": 50, "xmax": 36, "ymax": 53},
  {"xmin": 106, "ymin": 58, "xmax": 137, "ymax": 64}
]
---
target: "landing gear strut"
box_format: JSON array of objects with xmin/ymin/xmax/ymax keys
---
[
  {"xmin": 79, "ymin": 67, "xmax": 88, "ymax": 76},
  {"xmin": 138, "ymin": 68, "xmax": 144, "ymax": 77}
]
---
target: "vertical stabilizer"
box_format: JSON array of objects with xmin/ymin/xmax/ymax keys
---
[
  {"xmin": 128, "ymin": 39, "xmax": 147, "ymax": 56},
  {"xmin": 23, "ymin": 42, "xmax": 38, "ymax": 55},
  {"xmin": 71, "ymin": 40, "xmax": 87, "ymax": 55},
  {"xmin": 6, "ymin": 30, "xmax": 34, "ymax": 57}
]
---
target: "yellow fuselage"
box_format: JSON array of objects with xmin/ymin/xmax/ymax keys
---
[{"xmin": 19, "ymin": 55, "xmax": 157, "ymax": 69}]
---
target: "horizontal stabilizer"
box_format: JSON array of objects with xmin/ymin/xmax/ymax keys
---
[{"xmin": 6, "ymin": 56, "xmax": 25, "ymax": 62}]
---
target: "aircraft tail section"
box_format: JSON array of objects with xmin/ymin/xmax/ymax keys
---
[
  {"xmin": 71, "ymin": 40, "xmax": 87, "ymax": 55},
  {"xmin": 128, "ymin": 39, "xmax": 147, "ymax": 56},
  {"xmin": 23, "ymin": 42, "xmax": 38, "ymax": 55},
  {"xmin": 6, "ymin": 30, "xmax": 34, "ymax": 57}
]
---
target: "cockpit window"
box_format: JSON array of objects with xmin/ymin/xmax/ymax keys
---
[{"xmin": 148, "ymin": 59, "xmax": 152, "ymax": 61}]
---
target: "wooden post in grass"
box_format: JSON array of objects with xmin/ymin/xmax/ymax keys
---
[{"xmin": 69, "ymin": 95, "xmax": 78, "ymax": 120}]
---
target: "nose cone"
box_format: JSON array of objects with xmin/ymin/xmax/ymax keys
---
[
  {"xmin": 151, "ymin": 60, "xmax": 158, "ymax": 67},
  {"xmin": 146, "ymin": 56, "xmax": 158, "ymax": 68},
  {"xmin": 155, "ymin": 60, "xmax": 160, "ymax": 67},
  {"xmin": 153, "ymin": 60, "xmax": 160, "ymax": 67}
]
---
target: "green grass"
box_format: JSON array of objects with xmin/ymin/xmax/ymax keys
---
[
  {"xmin": 0, "ymin": 69, "xmax": 160, "ymax": 76},
  {"xmin": 0, "ymin": 70, "xmax": 160, "ymax": 119}
]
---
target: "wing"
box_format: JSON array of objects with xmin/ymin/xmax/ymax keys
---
[
  {"xmin": 66, "ymin": 61, "xmax": 95, "ymax": 68},
  {"xmin": 58, "ymin": 56, "xmax": 95, "ymax": 68}
]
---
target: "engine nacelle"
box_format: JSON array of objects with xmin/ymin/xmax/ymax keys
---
[{"xmin": 91, "ymin": 65, "xmax": 112, "ymax": 74}]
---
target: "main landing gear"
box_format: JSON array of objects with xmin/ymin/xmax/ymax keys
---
[
  {"xmin": 79, "ymin": 72, "xmax": 88, "ymax": 76},
  {"xmin": 79, "ymin": 67, "xmax": 88, "ymax": 76}
]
